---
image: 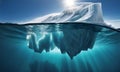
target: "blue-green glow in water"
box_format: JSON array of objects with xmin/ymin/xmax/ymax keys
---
[{"xmin": 0, "ymin": 23, "xmax": 120, "ymax": 72}]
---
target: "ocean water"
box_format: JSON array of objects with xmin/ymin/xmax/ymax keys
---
[{"xmin": 0, "ymin": 23, "xmax": 120, "ymax": 72}]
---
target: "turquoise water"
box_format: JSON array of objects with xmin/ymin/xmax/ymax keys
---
[{"xmin": 0, "ymin": 23, "xmax": 120, "ymax": 72}]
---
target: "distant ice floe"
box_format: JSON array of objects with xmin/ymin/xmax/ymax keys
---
[{"xmin": 105, "ymin": 20, "xmax": 120, "ymax": 29}]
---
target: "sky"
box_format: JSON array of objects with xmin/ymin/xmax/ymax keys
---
[{"xmin": 0, "ymin": 0, "xmax": 120, "ymax": 26}]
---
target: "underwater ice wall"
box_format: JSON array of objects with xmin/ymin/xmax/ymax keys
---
[
  {"xmin": 26, "ymin": 24, "xmax": 102, "ymax": 59},
  {"xmin": 26, "ymin": 2, "xmax": 106, "ymax": 58}
]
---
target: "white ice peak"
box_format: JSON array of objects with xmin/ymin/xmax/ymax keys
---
[{"xmin": 26, "ymin": 2, "xmax": 105, "ymax": 25}]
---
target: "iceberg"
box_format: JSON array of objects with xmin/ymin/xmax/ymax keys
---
[
  {"xmin": 25, "ymin": 2, "xmax": 105, "ymax": 25},
  {"xmin": 26, "ymin": 2, "xmax": 107, "ymax": 59}
]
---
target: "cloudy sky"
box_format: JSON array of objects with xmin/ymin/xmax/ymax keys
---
[{"xmin": 0, "ymin": 0, "xmax": 120, "ymax": 27}]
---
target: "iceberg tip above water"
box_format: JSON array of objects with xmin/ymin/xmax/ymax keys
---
[{"xmin": 25, "ymin": 2, "xmax": 105, "ymax": 26}]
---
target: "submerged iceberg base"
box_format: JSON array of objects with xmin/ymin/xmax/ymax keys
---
[{"xmin": 27, "ymin": 23, "xmax": 102, "ymax": 59}]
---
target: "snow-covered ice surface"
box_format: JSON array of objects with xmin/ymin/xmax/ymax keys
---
[{"xmin": 25, "ymin": 2, "xmax": 106, "ymax": 26}]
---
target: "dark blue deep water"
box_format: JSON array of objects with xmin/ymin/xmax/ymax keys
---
[{"xmin": 0, "ymin": 23, "xmax": 120, "ymax": 72}]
